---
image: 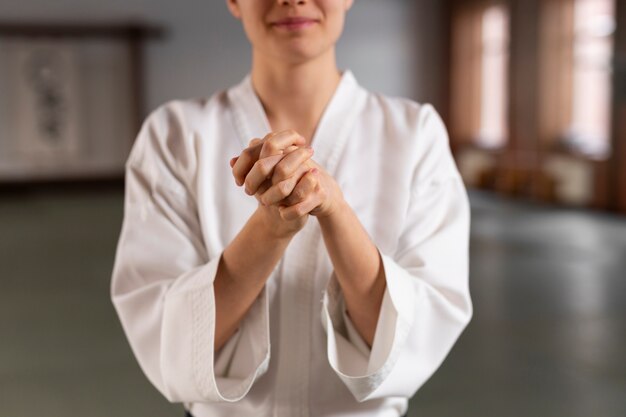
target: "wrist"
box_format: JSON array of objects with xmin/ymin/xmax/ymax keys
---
[
  {"xmin": 317, "ymin": 198, "xmax": 349, "ymax": 228},
  {"xmin": 252, "ymin": 207, "xmax": 298, "ymax": 241}
]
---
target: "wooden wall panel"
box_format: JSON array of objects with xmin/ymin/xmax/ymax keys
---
[{"xmin": 612, "ymin": 0, "xmax": 626, "ymax": 212}]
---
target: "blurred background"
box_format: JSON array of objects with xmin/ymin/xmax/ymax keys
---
[{"xmin": 0, "ymin": 0, "xmax": 625, "ymax": 416}]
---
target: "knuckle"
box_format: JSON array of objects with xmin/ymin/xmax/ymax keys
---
[
  {"xmin": 274, "ymin": 163, "xmax": 290, "ymax": 180},
  {"xmin": 263, "ymin": 140, "xmax": 279, "ymax": 153},
  {"xmin": 297, "ymin": 165, "xmax": 310, "ymax": 176},
  {"xmin": 279, "ymin": 181, "xmax": 292, "ymax": 197},
  {"xmin": 252, "ymin": 159, "xmax": 264, "ymax": 173},
  {"xmin": 263, "ymin": 132, "xmax": 278, "ymax": 142},
  {"xmin": 306, "ymin": 177, "xmax": 316, "ymax": 188},
  {"xmin": 257, "ymin": 159, "xmax": 272, "ymax": 177},
  {"xmin": 293, "ymin": 188, "xmax": 306, "ymax": 201}
]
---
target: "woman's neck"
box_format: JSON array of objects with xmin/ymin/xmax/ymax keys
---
[{"xmin": 250, "ymin": 49, "xmax": 342, "ymax": 144}]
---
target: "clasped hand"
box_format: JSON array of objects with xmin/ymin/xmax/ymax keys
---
[{"xmin": 229, "ymin": 130, "xmax": 344, "ymax": 223}]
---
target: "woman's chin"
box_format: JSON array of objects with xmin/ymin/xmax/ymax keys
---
[{"xmin": 271, "ymin": 43, "xmax": 330, "ymax": 63}]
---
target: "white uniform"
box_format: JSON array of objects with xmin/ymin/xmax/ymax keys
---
[{"xmin": 110, "ymin": 69, "xmax": 473, "ymax": 417}]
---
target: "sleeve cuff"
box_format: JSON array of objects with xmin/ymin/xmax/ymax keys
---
[
  {"xmin": 160, "ymin": 255, "xmax": 271, "ymax": 402},
  {"xmin": 320, "ymin": 249, "xmax": 415, "ymax": 401}
]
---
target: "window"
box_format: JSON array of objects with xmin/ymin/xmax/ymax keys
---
[
  {"xmin": 450, "ymin": 3, "xmax": 510, "ymax": 149},
  {"xmin": 566, "ymin": 0, "xmax": 616, "ymax": 158},
  {"xmin": 478, "ymin": 5, "xmax": 510, "ymax": 148}
]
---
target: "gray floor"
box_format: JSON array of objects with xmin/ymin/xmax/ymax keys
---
[{"xmin": 0, "ymin": 186, "xmax": 625, "ymax": 417}]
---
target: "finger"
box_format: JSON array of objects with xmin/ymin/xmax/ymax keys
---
[
  {"xmin": 282, "ymin": 167, "xmax": 319, "ymax": 206},
  {"xmin": 279, "ymin": 187, "xmax": 321, "ymax": 221},
  {"xmin": 282, "ymin": 144, "xmax": 300, "ymax": 155},
  {"xmin": 260, "ymin": 130, "xmax": 306, "ymax": 159},
  {"xmin": 243, "ymin": 145, "xmax": 305, "ymax": 195},
  {"xmin": 253, "ymin": 179, "xmax": 272, "ymax": 205},
  {"xmin": 271, "ymin": 146, "xmax": 314, "ymax": 183},
  {"xmin": 257, "ymin": 178, "xmax": 272, "ymax": 195},
  {"xmin": 229, "ymin": 156, "xmax": 239, "ymax": 168},
  {"xmin": 249, "ymin": 138, "xmax": 263, "ymax": 147},
  {"xmin": 243, "ymin": 154, "xmax": 286, "ymax": 196},
  {"xmin": 232, "ymin": 135, "xmax": 300, "ymax": 186},
  {"xmin": 278, "ymin": 169, "xmax": 319, "ymax": 219},
  {"xmin": 259, "ymin": 163, "xmax": 310, "ymax": 206},
  {"xmin": 259, "ymin": 178, "xmax": 297, "ymax": 207},
  {"xmin": 232, "ymin": 143, "xmax": 264, "ymax": 186}
]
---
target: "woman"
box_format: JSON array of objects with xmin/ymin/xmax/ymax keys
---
[{"xmin": 110, "ymin": 0, "xmax": 473, "ymax": 416}]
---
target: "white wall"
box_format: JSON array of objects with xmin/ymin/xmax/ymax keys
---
[{"xmin": 0, "ymin": 0, "xmax": 447, "ymax": 116}]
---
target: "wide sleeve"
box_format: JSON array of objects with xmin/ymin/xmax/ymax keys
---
[
  {"xmin": 319, "ymin": 104, "xmax": 473, "ymax": 402},
  {"xmin": 110, "ymin": 104, "xmax": 270, "ymax": 404}
]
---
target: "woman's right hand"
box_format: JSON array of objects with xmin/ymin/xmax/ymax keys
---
[
  {"xmin": 230, "ymin": 131, "xmax": 314, "ymax": 239},
  {"xmin": 255, "ymin": 176, "xmax": 309, "ymax": 239}
]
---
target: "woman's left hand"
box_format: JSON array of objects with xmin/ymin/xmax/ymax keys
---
[
  {"xmin": 230, "ymin": 137, "xmax": 346, "ymax": 221},
  {"xmin": 271, "ymin": 156, "xmax": 344, "ymax": 221}
]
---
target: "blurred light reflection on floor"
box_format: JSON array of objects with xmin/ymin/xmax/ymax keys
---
[{"xmin": 0, "ymin": 186, "xmax": 624, "ymax": 417}]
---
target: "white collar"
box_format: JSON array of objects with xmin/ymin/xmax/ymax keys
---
[{"xmin": 226, "ymin": 68, "xmax": 368, "ymax": 174}]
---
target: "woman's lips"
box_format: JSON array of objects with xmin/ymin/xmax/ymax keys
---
[{"xmin": 272, "ymin": 18, "xmax": 318, "ymax": 30}]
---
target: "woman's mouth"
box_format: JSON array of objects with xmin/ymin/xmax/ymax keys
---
[{"xmin": 272, "ymin": 17, "xmax": 318, "ymax": 31}]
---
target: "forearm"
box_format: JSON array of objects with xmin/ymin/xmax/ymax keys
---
[
  {"xmin": 317, "ymin": 201, "xmax": 387, "ymax": 348},
  {"xmin": 213, "ymin": 209, "xmax": 292, "ymax": 352}
]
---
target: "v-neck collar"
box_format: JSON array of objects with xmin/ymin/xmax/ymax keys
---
[{"xmin": 226, "ymin": 68, "xmax": 368, "ymax": 174}]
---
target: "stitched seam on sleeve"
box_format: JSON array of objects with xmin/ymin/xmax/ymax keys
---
[{"xmin": 190, "ymin": 288, "xmax": 215, "ymax": 399}]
